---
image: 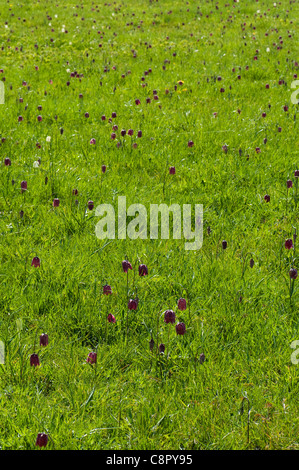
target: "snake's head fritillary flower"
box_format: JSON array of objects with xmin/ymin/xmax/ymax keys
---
[
  {"xmin": 287, "ymin": 180, "xmax": 293, "ymax": 189},
  {"xmin": 53, "ymin": 198, "xmax": 60, "ymax": 207},
  {"xmin": 199, "ymin": 353, "xmax": 205, "ymax": 364},
  {"xmin": 264, "ymin": 194, "xmax": 270, "ymax": 203},
  {"xmin": 149, "ymin": 338, "xmax": 155, "ymax": 351},
  {"xmin": 101, "ymin": 165, "xmax": 106, "ymax": 173},
  {"xmin": 122, "ymin": 260, "xmax": 132, "ymax": 273},
  {"xmin": 31, "ymin": 256, "xmax": 40, "ymax": 268},
  {"xmin": 177, "ymin": 298, "xmax": 187, "ymax": 311},
  {"xmin": 103, "ymin": 284, "xmax": 112, "ymax": 295},
  {"xmin": 128, "ymin": 298, "xmax": 138, "ymax": 310},
  {"xmin": 169, "ymin": 166, "xmax": 175, "ymax": 175},
  {"xmin": 128, "ymin": 129, "xmax": 134, "ymax": 136},
  {"xmin": 39, "ymin": 333, "xmax": 49, "ymax": 346},
  {"xmin": 138, "ymin": 264, "xmax": 148, "ymax": 276},
  {"xmin": 87, "ymin": 352, "xmax": 97, "ymax": 364},
  {"xmin": 188, "ymin": 140, "xmax": 194, "ymax": 147},
  {"xmin": 87, "ymin": 200, "xmax": 94, "ymax": 210},
  {"xmin": 90, "ymin": 138, "xmax": 96, "ymax": 145},
  {"xmin": 4, "ymin": 157, "xmax": 11, "ymax": 166},
  {"xmin": 289, "ymin": 268, "xmax": 298, "ymax": 280},
  {"xmin": 107, "ymin": 313, "xmax": 116, "ymax": 323},
  {"xmin": 159, "ymin": 343, "xmax": 165, "ymax": 353},
  {"xmin": 30, "ymin": 353, "xmax": 40, "ymax": 367},
  {"xmin": 175, "ymin": 322, "xmax": 186, "ymax": 335},
  {"xmin": 21, "ymin": 180, "xmax": 27, "ymax": 191},
  {"xmin": 295, "ymin": 170, "xmax": 299, "ymax": 178},
  {"xmin": 164, "ymin": 309, "xmax": 176, "ymax": 324},
  {"xmin": 36, "ymin": 433, "xmax": 48, "ymax": 448},
  {"xmin": 250, "ymin": 258, "xmax": 254, "ymax": 268},
  {"xmin": 285, "ymin": 238, "xmax": 294, "ymax": 250},
  {"xmin": 222, "ymin": 240, "xmax": 227, "ymax": 250}
]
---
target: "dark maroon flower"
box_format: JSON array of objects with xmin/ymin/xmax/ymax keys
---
[
  {"xmin": 159, "ymin": 343, "xmax": 165, "ymax": 353},
  {"xmin": 102, "ymin": 165, "xmax": 106, "ymax": 173},
  {"xmin": 289, "ymin": 268, "xmax": 298, "ymax": 280},
  {"xmin": 264, "ymin": 194, "xmax": 270, "ymax": 203},
  {"xmin": 169, "ymin": 166, "xmax": 176, "ymax": 175},
  {"xmin": 149, "ymin": 338, "xmax": 155, "ymax": 351},
  {"xmin": 262, "ymin": 112, "xmax": 266, "ymax": 118},
  {"xmin": 128, "ymin": 129, "xmax": 134, "ymax": 136},
  {"xmin": 256, "ymin": 147, "xmax": 261, "ymax": 153},
  {"xmin": 295, "ymin": 170, "xmax": 299, "ymax": 178},
  {"xmin": 177, "ymin": 298, "xmax": 187, "ymax": 311},
  {"xmin": 137, "ymin": 130, "xmax": 142, "ymax": 138},
  {"xmin": 4, "ymin": 157, "xmax": 11, "ymax": 166},
  {"xmin": 30, "ymin": 353, "xmax": 40, "ymax": 367},
  {"xmin": 121, "ymin": 129, "xmax": 126, "ymax": 137},
  {"xmin": 287, "ymin": 180, "xmax": 293, "ymax": 189},
  {"xmin": 222, "ymin": 144, "xmax": 228, "ymax": 153},
  {"xmin": 250, "ymin": 258, "xmax": 254, "ymax": 268},
  {"xmin": 31, "ymin": 256, "xmax": 40, "ymax": 268},
  {"xmin": 188, "ymin": 140, "xmax": 194, "ymax": 148},
  {"xmin": 222, "ymin": 240, "xmax": 227, "ymax": 250},
  {"xmin": 36, "ymin": 433, "xmax": 48, "ymax": 448},
  {"xmin": 283, "ymin": 105, "xmax": 288, "ymax": 112},
  {"xmin": 175, "ymin": 322, "xmax": 186, "ymax": 335},
  {"xmin": 111, "ymin": 112, "xmax": 117, "ymax": 118},
  {"xmin": 164, "ymin": 309, "xmax": 176, "ymax": 324},
  {"xmin": 135, "ymin": 98, "xmax": 141, "ymax": 105},
  {"xmin": 103, "ymin": 284, "xmax": 112, "ymax": 295},
  {"xmin": 21, "ymin": 180, "xmax": 27, "ymax": 190},
  {"xmin": 285, "ymin": 238, "xmax": 294, "ymax": 250},
  {"xmin": 87, "ymin": 200, "xmax": 94, "ymax": 210},
  {"xmin": 199, "ymin": 353, "xmax": 205, "ymax": 364},
  {"xmin": 39, "ymin": 333, "xmax": 48, "ymax": 346},
  {"xmin": 265, "ymin": 83, "xmax": 270, "ymax": 89},
  {"xmin": 101, "ymin": 115, "xmax": 106, "ymax": 121},
  {"xmin": 111, "ymin": 132, "xmax": 116, "ymax": 140},
  {"xmin": 138, "ymin": 264, "xmax": 148, "ymax": 276},
  {"xmin": 18, "ymin": 116, "xmax": 23, "ymax": 122},
  {"xmin": 37, "ymin": 115, "xmax": 42, "ymax": 122},
  {"xmin": 128, "ymin": 299, "xmax": 138, "ymax": 310},
  {"xmin": 107, "ymin": 313, "xmax": 116, "ymax": 323},
  {"xmin": 85, "ymin": 112, "xmax": 89, "ymax": 118},
  {"xmin": 53, "ymin": 198, "xmax": 60, "ymax": 207},
  {"xmin": 86, "ymin": 351, "xmax": 97, "ymax": 364},
  {"xmin": 90, "ymin": 138, "xmax": 96, "ymax": 145},
  {"xmin": 122, "ymin": 260, "xmax": 132, "ymax": 273},
  {"xmin": 72, "ymin": 188, "xmax": 78, "ymax": 195}
]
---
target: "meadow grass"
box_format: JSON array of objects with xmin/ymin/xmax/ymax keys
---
[{"xmin": 0, "ymin": 0, "xmax": 299, "ymax": 450}]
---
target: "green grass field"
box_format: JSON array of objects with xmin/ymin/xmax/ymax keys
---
[{"xmin": 0, "ymin": 0, "xmax": 299, "ymax": 451}]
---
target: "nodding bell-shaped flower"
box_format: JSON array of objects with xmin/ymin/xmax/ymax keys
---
[
  {"xmin": 87, "ymin": 352, "xmax": 97, "ymax": 364},
  {"xmin": 35, "ymin": 433, "xmax": 48, "ymax": 448},
  {"xmin": 122, "ymin": 260, "xmax": 132, "ymax": 273},
  {"xmin": 164, "ymin": 309, "xmax": 176, "ymax": 324}
]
